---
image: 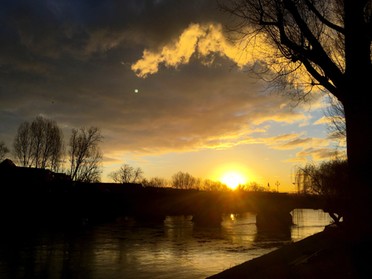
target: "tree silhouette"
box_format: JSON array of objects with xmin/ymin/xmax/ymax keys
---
[
  {"xmin": 68, "ymin": 127, "xmax": 103, "ymax": 183},
  {"xmin": 142, "ymin": 177, "xmax": 170, "ymax": 187},
  {"xmin": 221, "ymin": 0, "xmax": 372, "ymax": 230},
  {"xmin": 171, "ymin": 171, "xmax": 197, "ymax": 189},
  {"xmin": 109, "ymin": 164, "xmax": 144, "ymax": 184},
  {"xmin": 13, "ymin": 116, "xmax": 64, "ymax": 171}
]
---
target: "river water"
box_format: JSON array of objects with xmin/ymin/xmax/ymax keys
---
[{"xmin": 0, "ymin": 209, "xmax": 332, "ymax": 279}]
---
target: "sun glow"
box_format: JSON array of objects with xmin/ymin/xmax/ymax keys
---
[{"xmin": 220, "ymin": 171, "xmax": 247, "ymax": 190}]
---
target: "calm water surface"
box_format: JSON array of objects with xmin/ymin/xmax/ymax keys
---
[{"xmin": 0, "ymin": 209, "xmax": 332, "ymax": 279}]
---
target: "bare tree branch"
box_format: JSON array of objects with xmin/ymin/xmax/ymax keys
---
[{"xmin": 68, "ymin": 127, "xmax": 103, "ymax": 183}]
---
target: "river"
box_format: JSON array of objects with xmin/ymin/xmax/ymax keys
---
[{"xmin": 0, "ymin": 209, "xmax": 332, "ymax": 279}]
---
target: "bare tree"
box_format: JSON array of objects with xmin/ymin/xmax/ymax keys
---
[
  {"xmin": 142, "ymin": 177, "xmax": 170, "ymax": 188},
  {"xmin": 0, "ymin": 141, "xmax": 9, "ymax": 161},
  {"xmin": 13, "ymin": 116, "xmax": 63, "ymax": 171},
  {"xmin": 171, "ymin": 171, "xmax": 196, "ymax": 189},
  {"xmin": 13, "ymin": 121, "xmax": 33, "ymax": 167},
  {"xmin": 68, "ymin": 127, "xmax": 103, "ymax": 183},
  {"xmin": 109, "ymin": 164, "xmax": 144, "ymax": 184},
  {"xmin": 221, "ymin": 0, "xmax": 372, "ymax": 228}
]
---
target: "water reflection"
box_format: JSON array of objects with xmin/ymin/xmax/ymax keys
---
[
  {"xmin": 0, "ymin": 209, "xmax": 332, "ymax": 279},
  {"xmin": 254, "ymin": 227, "xmax": 292, "ymax": 245},
  {"xmin": 291, "ymin": 209, "xmax": 333, "ymax": 241}
]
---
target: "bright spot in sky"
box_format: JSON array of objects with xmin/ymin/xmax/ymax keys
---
[
  {"xmin": 220, "ymin": 171, "xmax": 247, "ymax": 190},
  {"xmin": 134, "ymin": 89, "xmax": 139, "ymax": 93}
]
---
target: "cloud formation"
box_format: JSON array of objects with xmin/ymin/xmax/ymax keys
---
[{"xmin": 132, "ymin": 23, "xmax": 254, "ymax": 77}]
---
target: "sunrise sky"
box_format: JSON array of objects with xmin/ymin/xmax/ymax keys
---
[{"xmin": 0, "ymin": 0, "xmax": 345, "ymax": 192}]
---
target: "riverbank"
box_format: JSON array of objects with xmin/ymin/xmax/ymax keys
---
[{"xmin": 207, "ymin": 225, "xmax": 372, "ymax": 278}]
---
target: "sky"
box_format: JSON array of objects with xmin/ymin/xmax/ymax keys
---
[{"xmin": 0, "ymin": 0, "xmax": 345, "ymax": 192}]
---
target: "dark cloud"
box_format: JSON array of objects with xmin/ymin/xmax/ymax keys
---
[
  {"xmin": 0, "ymin": 1, "xmax": 226, "ymax": 62},
  {"xmin": 0, "ymin": 0, "xmax": 230, "ymax": 100}
]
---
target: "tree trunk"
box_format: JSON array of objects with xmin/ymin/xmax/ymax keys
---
[
  {"xmin": 343, "ymin": 90, "xmax": 372, "ymax": 234},
  {"xmin": 342, "ymin": 0, "xmax": 372, "ymax": 234}
]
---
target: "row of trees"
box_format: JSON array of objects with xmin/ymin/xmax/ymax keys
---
[
  {"xmin": 169, "ymin": 171, "xmax": 267, "ymax": 191},
  {"xmin": 1, "ymin": 116, "xmax": 103, "ymax": 183},
  {"xmin": 108, "ymin": 166, "xmax": 271, "ymax": 192}
]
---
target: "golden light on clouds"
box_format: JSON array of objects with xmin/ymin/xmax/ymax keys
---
[
  {"xmin": 131, "ymin": 22, "xmax": 319, "ymax": 95},
  {"xmin": 131, "ymin": 23, "xmax": 264, "ymax": 78}
]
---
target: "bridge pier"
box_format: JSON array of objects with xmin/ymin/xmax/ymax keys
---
[
  {"xmin": 256, "ymin": 209, "xmax": 293, "ymax": 231},
  {"xmin": 192, "ymin": 211, "xmax": 223, "ymax": 226}
]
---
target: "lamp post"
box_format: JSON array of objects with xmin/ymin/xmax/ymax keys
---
[{"xmin": 275, "ymin": 181, "xmax": 280, "ymax": 192}]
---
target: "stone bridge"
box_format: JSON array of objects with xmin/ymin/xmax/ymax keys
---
[
  {"xmin": 1, "ymin": 181, "xmax": 327, "ymax": 230},
  {"xmin": 86, "ymin": 184, "xmax": 327, "ymax": 229},
  {"xmin": 0, "ymin": 162, "xmax": 327, "ymax": 229}
]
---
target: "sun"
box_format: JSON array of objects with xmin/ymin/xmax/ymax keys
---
[{"xmin": 220, "ymin": 171, "xmax": 247, "ymax": 190}]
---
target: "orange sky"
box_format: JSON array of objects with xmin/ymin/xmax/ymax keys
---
[{"xmin": 0, "ymin": 0, "xmax": 345, "ymax": 192}]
